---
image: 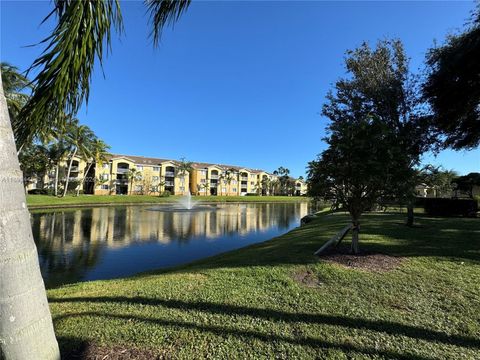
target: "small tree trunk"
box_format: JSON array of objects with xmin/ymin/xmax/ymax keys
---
[
  {"xmin": 351, "ymin": 219, "xmax": 360, "ymax": 254},
  {"xmin": 62, "ymin": 147, "xmax": 77, "ymax": 197},
  {"xmin": 0, "ymin": 71, "xmax": 60, "ymax": 359},
  {"xmin": 406, "ymin": 202, "xmax": 414, "ymax": 227},
  {"xmin": 54, "ymin": 164, "xmax": 59, "ymax": 196}
]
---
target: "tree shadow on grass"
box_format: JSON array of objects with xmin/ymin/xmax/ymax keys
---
[
  {"xmin": 50, "ymin": 296, "xmax": 480, "ymax": 352},
  {"xmin": 56, "ymin": 313, "xmax": 436, "ymax": 360}
]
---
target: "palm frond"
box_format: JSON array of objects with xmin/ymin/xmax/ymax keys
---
[
  {"xmin": 145, "ymin": 0, "xmax": 191, "ymax": 46},
  {"xmin": 15, "ymin": 0, "xmax": 123, "ymax": 147}
]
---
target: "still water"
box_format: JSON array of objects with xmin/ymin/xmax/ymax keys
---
[{"xmin": 31, "ymin": 202, "xmax": 312, "ymax": 288}]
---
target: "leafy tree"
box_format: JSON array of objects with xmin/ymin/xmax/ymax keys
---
[
  {"xmin": 1, "ymin": 2, "xmax": 191, "ymax": 356},
  {"xmin": 308, "ymin": 40, "xmax": 428, "ymax": 253},
  {"xmin": 419, "ymin": 165, "xmax": 458, "ymax": 198},
  {"xmin": 423, "ymin": 7, "xmax": 480, "ymax": 149},
  {"xmin": 18, "ymin": 143, "xmax": 50, "ymax": 192},
  {"xmin": 454, "ymin": 172, "xmax": 480, "ymax": 198}
]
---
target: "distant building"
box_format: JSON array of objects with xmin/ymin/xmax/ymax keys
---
[{"xmin": 30, "ymin": 154, "xmax": 307, "ymax": 196}]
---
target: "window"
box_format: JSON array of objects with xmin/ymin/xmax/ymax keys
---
[
  {"xmin": 180, "ymin": 186, "xmax": 185, "ymax": 192},
  {"xmin": 223, "ymin": 180, "xmax": 227, "ymax": 185},
  {"xmin": 251, "ymin": 181, "xmax": 254, "ymax": 185},
  {"xmin": 135, "ymin": 185, "xmax": 143, "ymax": 192},
  {"xmin": 151, "ymin": 186, "xmax": 158, "ymax": 192},
  {"xmin": 200, "ymin": 179, "xmax": 206, "ymax": 183},
  {"xmin": 101, "ymin": 174, "xmax": 109, "ymax": 180},
  {"xmin": 101, "ymin": 185, "xmax": 109, "ymax": 190},
  {"xmin": 251, "ymin": 174, "xmax": 255, "ymax": 179},
  {"xmin": 232, "ymin": 188, "xmax": 237, "ymax": 192},
  {"xmin": 153, "ymin": 166, "xmax": 160, "ymax": 172},
  {"xmin": 232, "ymin": 180, "xmax": 237, "ymax": 185},
  {"xmin": 200, "ymin": 170, "xmax": 207, "ymax": 176},
  {"xmin": 222, "ymin": 187, "xmax": 226, "ymax": 193},
  {"xmin": 136, "ymin": 165, "xmax": 143, "ymax": 171},
  {"xmin": 102, "ymin": 163, "xmax": 109, "ymax": 169}
]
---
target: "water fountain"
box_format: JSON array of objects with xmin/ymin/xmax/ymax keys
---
[{"xmin": 177, "ymin": 189, "xmax": 197, "ymax": 210}]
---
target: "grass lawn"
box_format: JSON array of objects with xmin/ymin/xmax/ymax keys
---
[
  {"xmin": 48, "ymin": 211, "xmax": 480, "ymax": 359},
  {"xmin": 27, "ymin": 194, "xmax": 308, "ymax": 208}
]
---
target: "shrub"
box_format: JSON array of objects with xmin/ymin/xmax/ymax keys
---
[
  {"xmin": 421, "ymin": 197, "xmax": 478, "ymax": 217},
  {"xmin": 28, "ymin": 189, "xmax": 49, "ymax": 195},
  {"xmin": 160, "ymin": 191, "xmax": 171, "ymax": 197}
]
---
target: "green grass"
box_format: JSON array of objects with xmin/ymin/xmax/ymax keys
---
[
  {"xmin": 48, "ymin": 211, "xmax": 480, "ymax": 359},
  {"xmin": 27, "ymin": 194, "xmax": 308, "ymax": 208}
]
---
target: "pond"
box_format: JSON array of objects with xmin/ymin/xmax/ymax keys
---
[{"xmin": 31, "ymin": 202, "xmax": 313, "ymax": 288}]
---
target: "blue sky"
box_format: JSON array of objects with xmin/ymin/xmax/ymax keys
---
[{"xmin": 1, "ymin": 0, "xmax": 479, "ymax": 177}]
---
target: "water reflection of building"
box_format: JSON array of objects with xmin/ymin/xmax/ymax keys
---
[{"xmin": 33, "ymin": 203, "xmax": 311, "ymax": 252}]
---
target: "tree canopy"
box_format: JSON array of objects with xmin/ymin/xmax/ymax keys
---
[
  {"xmin": 423, "ymin": 6, "xmax": 480, "ymax": 150},
  {"xmin": 308, "ymin": 40, "xmax": 428, "ymax": 253}
]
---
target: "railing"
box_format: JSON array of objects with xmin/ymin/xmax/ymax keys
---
[
  {"xmin": 165, "ymin": 181, "xmax": 175, "ymax": 186},
  {"xmin": 70, "ymin": 167, "xmax": 79, "ymax": 172},
  {"xmin": 116, "ymin": 168, "xmax": 129, "ymax": 174},
  {"xmin": 240, "ymin": 177, "xmax": 248, "ymax": 181},
  {"xmin": 115, "ymin": 179, "xmax": 128, "ymax": 185},
  {"xmin": 165, "ymin": 172, "xmax": 175, "ymax": 177},
  {"xmin": 210, "ymin": 175, "xmax": 219, "ymax": 180}
]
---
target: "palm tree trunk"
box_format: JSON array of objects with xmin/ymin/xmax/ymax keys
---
[
  {"xmin": 54, "ymin": 164, "xmax": 59, "ymax": 196},
  {"xmin": 62, "ymin": 147, "xmax": 77, "ymax": 197},
  {"xmin": 0, "ymin": 73, "xmax": 60, "ymax": 359},
  {"xmin": 77, "ymin": 162, "xmax": 93, "ymax": 196}
]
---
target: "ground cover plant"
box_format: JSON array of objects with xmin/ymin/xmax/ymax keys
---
[{"xmin": 48, "ymin": 211, "xmax": 480, "ymax": 359}]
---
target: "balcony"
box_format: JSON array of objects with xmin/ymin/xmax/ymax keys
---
[
  {"xmin": 116, "ymin": 168, "xmax": 129, "ymax": 174},
  {"xmin": 70, "ymin": 167, "xmax": 79, "ymax": 173},
  {"xmin": 210, "ymin": 175, "xmax": 219, "ymax": 180},
  {"xmin": 165, "ymin": 171, "xmax": 175, "ymax": 177},
  {"xmin": 115, "ymin": 179, "xmax": 128, "ymax": 185},
  {"xmin": 165, "ymin": 181, "xmax": 175, "ymax": 187},
  {"xmin": 240, "ymin": 176, "xmax": 248, "ymax": 181}
]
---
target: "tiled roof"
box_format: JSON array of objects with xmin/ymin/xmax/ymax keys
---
[{"xmin": 108, "ymin": 154, "xmax": 170, "ymax": 165}]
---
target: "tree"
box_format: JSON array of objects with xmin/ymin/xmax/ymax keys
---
[
  {"xmin": 308, "ymin": 40, "xmax": 427, "ymax": 253},
  {"xmin": 423, "ymin": 6, "xmax": 480, "ymax": 150},
  {"xmin": 175, "ymin": 158, "xmax": 193, "ymax": 195},
  {"xmin": 77, "ymin": 139, "xmax": 110, "ymax": 196},
  {"xmin": 454, "ymin": 172, "xmax": 480, "ymax": 198},
  {"xmin": 1, "ymin": 1, "xmax": 191, "ymax": 357},
  {"xmin": 1, "ymin": 62, "xmax": 30, "ymax": 125},
  {"xmin": 18, "ymin": 143, "xmax": 50, "ymax": 192},
  {"xmin": 127, "ymin": 168, "xmax": 142, "ymax": 195},
  {"xmin": 419, "ymin": 165, "xmax": 458, "ymax": 198},
  {"xmin": 62, "ymin": 120, "xmax": 95, "ymax": 197}
]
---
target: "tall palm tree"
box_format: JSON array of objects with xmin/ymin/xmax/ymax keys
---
[
  {"xmin": 175, "ymin": 157, "xmax": 193, "ymax": 194},
  {"xmin": 62, "ymin": 121, "xmax": 95, "ymax": 197},
  {"xmin": 1, "ymin": 2, "xmax": 191, "ymax": 357},
  {"xmin": 127, "ymin": 168, "xmax": 141, "ymax": 195},
  {"xmin": 77, "ymin": 139, "xmax": 110, "ymax": 196}
]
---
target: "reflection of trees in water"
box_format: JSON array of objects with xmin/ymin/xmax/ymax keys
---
[
  {"xmin": 31, "ymin": 202, "xmax": 311, "ymax": 285},
  {"xmin": 31, "ymin": 210, "xmax": 104, "ymax": 288}
]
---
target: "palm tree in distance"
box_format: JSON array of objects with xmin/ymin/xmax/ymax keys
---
[
  {"xmin": 62, "ymin": 120, "xmax": 95, "ymax": 197},
  {"xmin": 0, "ymin": 1, "xmax": 191, "ymax": 358},
  {"xmin": 175, "ymin": 157, "xmax": 193, "ymax": 195},
  {"xmin": 77, "ymin": 139, "xmax": 111, "ymax": 196},
  {"xmin": 127, "ymin": 168, "xmax": 142, "ymax": 195}
]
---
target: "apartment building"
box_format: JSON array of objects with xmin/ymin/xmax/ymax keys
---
[{"xmin": 36, "ymin": 153, "xmax": 308, "ymax": 196}]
